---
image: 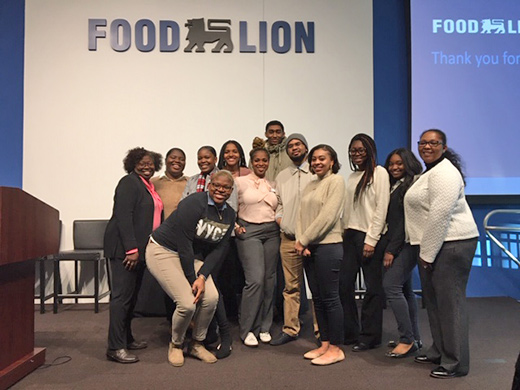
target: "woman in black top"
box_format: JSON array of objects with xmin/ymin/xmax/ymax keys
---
[
  {"xmin": 381, "ymin": 148, "xmax": 422, "ymax": 358},
  {"xmin": 146, "ymin": 170, "xmax": 236, "ymax": 367},
  {"xmin": 104, "ymin": 147, "xmax": 163, "ymax": 364}
]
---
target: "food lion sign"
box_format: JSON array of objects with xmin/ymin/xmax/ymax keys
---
[{"xmin": 88, "ymin": 18, "xmax": 315, "ymax": 53}]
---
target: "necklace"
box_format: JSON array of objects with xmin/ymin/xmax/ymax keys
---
[{"xmin": 215, "ymin": 206, "xmax": 223, "ymax": 221}]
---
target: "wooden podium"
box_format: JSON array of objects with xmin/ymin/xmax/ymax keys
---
[{"xmin": 0, "ymin": 187, "xmax": 59, "ymax": 390}]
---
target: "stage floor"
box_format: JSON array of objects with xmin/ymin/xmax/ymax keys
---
[{"xmin": 13, "ymin": 297, "xmax": 520, "ymax": 389}]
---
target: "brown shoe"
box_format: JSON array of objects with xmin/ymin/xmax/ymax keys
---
[
  {"xmin": 188, "ymin": 341, "xmax": 217, "ymax": 364},
  {"xmin": 168, "ymin": 342, "xmax": 184, "ymax": 367}
]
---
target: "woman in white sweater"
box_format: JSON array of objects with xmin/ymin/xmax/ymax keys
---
[
  {"xmin": 404, "ymin": 129, "xmax": 478, "ymax": 379},
  {"xmin": 296, "ymin": 144, "xmax": 346, "ymax": 366},
  {"xmin": 340, "ymin": 133, "xmax": 390, "ymax": 351}
]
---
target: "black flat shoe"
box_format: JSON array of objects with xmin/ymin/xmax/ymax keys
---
[
  {"xmin": 388, "ymin": 340, "xmax": 421, "ymax": 349},
  {"xmin": 430, "ymin": 366, "xmax": 466, "ymax": 379},
  {"xmin": 127, "ymin": 340, "xmax": 148, "ymax": 350},
  {"xmin": 414, "ymin": 355, "xmax": 440, "ymax": 365},
  {"xmin": 215, "ymin": 341, "xmax": 232, "ymax": 359},
  {"xmin": 270, "ymin": 332, "xmax": 298, "ymax": 346},
  {"xmin": 352, "ymin": 342, "xmax": 381, "ymax": 352},
  {"xmin": 385, "ymin": 342, "xmax": 418, "ymax": 358},
  {"xmin": 106, "ymin": 348, "xmax": 139, "ymax": 364}
]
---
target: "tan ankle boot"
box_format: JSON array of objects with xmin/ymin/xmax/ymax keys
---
[
  {"xmin": 188, "ymin": 341, "xmax": 217, "ymax": 364},
  {"xmin": 168, "ymin": 342, "xmax": 184, "ymax": 367}
]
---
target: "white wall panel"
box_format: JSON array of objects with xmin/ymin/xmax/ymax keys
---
[{"xmin": 24, "ymin": 0, "xmax": 373, "ymax": 255}]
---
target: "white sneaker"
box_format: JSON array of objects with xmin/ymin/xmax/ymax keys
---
[
  {"xmin": 259, "ymin": 332, "xmax": 272, "ymax": 343},
  {"xmin": 244, "ymin": 332, "xmax": 259, "ymax": 347}
]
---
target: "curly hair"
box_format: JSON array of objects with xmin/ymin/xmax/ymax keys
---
[
  {"xmin": 348, "ymin": 133, "xmax": 377, "ymax": 202},
  {"xmin": 123, "ymin": 147, "xmax": 163, "ymax": 174},
  {"xmin": 307, "ymin": 144, "xmax": 341, "ymax": 174}
]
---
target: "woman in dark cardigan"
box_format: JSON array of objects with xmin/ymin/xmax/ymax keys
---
[
  {"xmin": 381, "ymin": 148, "xmax": 422, "ymax": 358},
  {"xmin": 104, "ymin": 147, "xmax": 163, "ymax": 364}
]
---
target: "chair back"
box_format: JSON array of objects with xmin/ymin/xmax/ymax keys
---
[{"xmin": 73, "ymin": 220, "xmax": 109, "ymax": 250}]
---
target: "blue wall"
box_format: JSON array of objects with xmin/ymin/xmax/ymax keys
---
[
  {"xmin": 373, "ymin": 0, "xmax": 410, "ymax": 162},
  {"xmin": 1, "ymin": 0, "xmax": 518, "ymax": 298},
  {"xmin": 0, "ymin": 0, "xmax": 24, "ymax": 188}
]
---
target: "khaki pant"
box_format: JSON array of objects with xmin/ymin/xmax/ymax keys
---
[
  {"xmin": 146, "ymin": 240, "xmax": 218, "ymax": 346},
  {"xmin": 280, "ymin": 233, "xmax": 318, "ymax": 336}
]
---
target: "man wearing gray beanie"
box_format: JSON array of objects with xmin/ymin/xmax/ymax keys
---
[
  {"xmin": 285, "ymin": 133, "xmax": 308, "ymax": 152},
  {"xmin": 270, "ymin": 133, "xmax": 318, "ymax": 345}
]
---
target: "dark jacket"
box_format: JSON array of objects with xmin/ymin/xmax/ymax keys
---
[
  {"xmin": 104, "ymin": 172, "xmax": 155, "ymax": 261},
  {"xmin": 152, "ymin": 192, "xmax": 236, "ymax": 284},
  {"xmin": 384, "ymin": 183, "xmax": 406, "ymax": 256}
]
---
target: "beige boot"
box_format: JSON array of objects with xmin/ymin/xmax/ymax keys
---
[
  {"xmin": 168, "ymin": 342, "xmax": 184, "ymax": 367},
  {"xmin": 188, "ymin": 341, "xmax": 217, "ymax": 364}
]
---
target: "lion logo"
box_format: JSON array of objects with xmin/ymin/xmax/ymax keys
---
[
  {"xmin": 184, "ymin": 18, "xmax": 234, "ymax": 53},
  {"xmin": 481, "ymin": 19, "xmax": 505, "ymax": 34}
]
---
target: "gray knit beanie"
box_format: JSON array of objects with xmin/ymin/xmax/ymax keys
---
[{"xmin": 285, "ymin": 133, "xmax": 308, "ymax": 151}]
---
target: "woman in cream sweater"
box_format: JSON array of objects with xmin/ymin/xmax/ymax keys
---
[
  {"xmin": 296, "ymin": 144, "xmax": 346, "ymax": 366},
  {"xmin": 341, "ymin": 133, "xmax": 390, "ymax": 351}
]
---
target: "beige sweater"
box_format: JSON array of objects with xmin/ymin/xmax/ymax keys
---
[
  {"xmin": 296, "ymin": 172, "xmax": 346, "ymax": 247},
  {"xmin": 150, "ymin": 174, "xmax": 187, "ymax": 219}
]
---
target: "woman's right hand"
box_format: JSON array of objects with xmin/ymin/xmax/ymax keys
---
[
  {"xmin": 295, "ymin": 240, "xmax": 311, "ymax": 257},
  {"xmin": 235, "ymin": 225, "xmax": 246, "ymax": 235},
  {"xmin": 123, "ymin": 252, "xmax": 139, "ymax": 271},
  {"xmin": 362, "ymin": 243, "xmax": 375, "ymax": 258},
  {"xmin": 383, "ymin": 252, "xmax": 394, "ymax": 268}
]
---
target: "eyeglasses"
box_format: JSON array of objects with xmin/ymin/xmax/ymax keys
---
[
  {"xmin": 136, "ymin": 162, "xmax": 154, "ymax": 168},
  {"xmin": 349, "ymin": 148, "xmax": 367, "ymax": 156},
  {"xmin": 211, "ymin": 183, "xmax": 233, "ymax": 192},
  {"xmin": 417, "ymin": 140, "xmax": 443, "ymax": 147}
]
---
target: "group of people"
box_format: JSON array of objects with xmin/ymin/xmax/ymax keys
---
[{"xmin": 103, "ymin": 120, "xmax": 479, "ymax": 379}]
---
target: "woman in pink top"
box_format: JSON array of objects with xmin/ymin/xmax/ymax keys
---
[{"xmin": 235, "ymin": 148, "xmax": 280, "ymax": 347}]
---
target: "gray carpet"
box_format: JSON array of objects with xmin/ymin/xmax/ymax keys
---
[{"xmin": 12, "ymin": 297, "xmax": 520, "ymax": 389}]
